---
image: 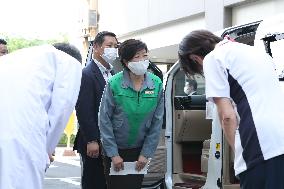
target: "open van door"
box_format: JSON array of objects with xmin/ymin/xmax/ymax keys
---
[
  {"xmin": 163, "ymin": 14, "xmax": 284, "ymax": 189},
  {"xmin": 254, "ymin": 14, "xmax": 284, "ymax": 87},
  {"xmin": 164, "ymin": 62, "xmax": 215, "ymax": 189}
]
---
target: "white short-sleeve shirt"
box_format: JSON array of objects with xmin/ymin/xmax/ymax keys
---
[{"xmin": 204, "ymin": 39, "xmax": 284, "ymax": 175}]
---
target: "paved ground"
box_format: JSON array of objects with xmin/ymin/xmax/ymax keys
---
[
  {"xmin": 43, "ymin": 147, "xmax": 163, "ymax": 189},
  {"xmin": 43, "ymin": 147, "xmax": 81, "ymax": 189}
]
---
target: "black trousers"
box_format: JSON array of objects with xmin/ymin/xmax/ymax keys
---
[
  {"xmin": 103, "ymin": 148, "xmax": 144, "ymax": 189},
  {"xmin": 80, "ymin": 152, "xmax": 106, "ymax": 189},
  {"xmin": 239, "ymin": 154, "xmax": 284, "ymax": 189}
]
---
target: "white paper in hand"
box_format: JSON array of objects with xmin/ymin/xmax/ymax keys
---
[{"xmin": 109, "ymin": 161, "xmax": 149, "ymax": 175}]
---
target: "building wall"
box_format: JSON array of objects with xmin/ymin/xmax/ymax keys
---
[
  {"xmin": 97, "ymin": 0, "xmax": 284, "ymax": 60},
  {"xmin": 232, "ymin": 0, "xmax": 284, "ymax": 25},
  {"xmin": 119, "ymin": 15, "xmax": 205, "ymax": 49},
  {"xmin": 98, "ymin": 0, "xmax": 204, "ymax": 35}
]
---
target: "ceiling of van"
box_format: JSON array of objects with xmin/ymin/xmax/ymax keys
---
[{"xmin": 149, "ymin": 44, "xmax": 179, "ymax": 63}]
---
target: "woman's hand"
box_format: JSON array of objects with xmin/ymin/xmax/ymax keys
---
[
  {"xmin": 136, "ymin": 155, "xmax": 148, "ymax": 171},
  {"xmin": 49, "ymin": 154, "xmax": 54, "ymax": 163},
  {"xmin": 111, "ymin": 156, "xmax": 124, "ymax": 172}
]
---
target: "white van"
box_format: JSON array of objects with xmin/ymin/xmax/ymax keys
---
[
  {"xmin": 162, "ymin": 15, "xmax": 284, "ymax": 189},
  {"xmin": 84, "ymin": 15, "xmax": 284, "ymax": 189}
]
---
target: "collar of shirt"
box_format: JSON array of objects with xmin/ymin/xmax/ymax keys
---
[
  {"xmin": 216, "ymin": 38, "xmax": 232, "ymax": 47},
  {"xmin": 93, "ymin": 58, "xmax": 113, "ymax": 75},
  {"xmin": 121, "ymin": 70, "xmax": 155, "ymax": 91}
]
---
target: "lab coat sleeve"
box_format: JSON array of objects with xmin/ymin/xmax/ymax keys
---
[{"xmin": 46, "ymin": 52, "xmax": 82, "ymax": 155}]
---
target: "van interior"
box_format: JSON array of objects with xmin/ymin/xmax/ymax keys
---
[
  {"xmin": 172, "ymin": 70, "xmax": 211, "ymax": 189},
  {"xmin": 171, "ymin": 22, "xmax": 261, "ymax": 189}
]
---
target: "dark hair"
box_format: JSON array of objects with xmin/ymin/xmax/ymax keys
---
[
  {"xmin": 93, "ymin": 31, "xmax": 117, "ymax": 46},
  {"xmin": 178, "ymin": 30, "xmax": 222, "ymax": 75},
  {"xmin": 0, "ymin": 39, "xmax": 7, "ymax": 45},
  {"xmin": 53, "ymin": 42, "xmax": 82, "ymax": 63},
  {"xmin": 118, "ymin": 39, "xmax": 148, "ymax": 68}
]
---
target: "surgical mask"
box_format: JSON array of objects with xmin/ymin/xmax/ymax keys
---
[
  {"xmin": 127, "ymin": 60, "xmax": 150, "ymax": 75},
  {"xmin": 101, "ymin": 48, "xmax": 118, "ymax": 64}
]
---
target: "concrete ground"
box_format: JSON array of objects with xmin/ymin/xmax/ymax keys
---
[{"xmin": 43, "ymin": 147, "xmax": 81, "ymax": 189}]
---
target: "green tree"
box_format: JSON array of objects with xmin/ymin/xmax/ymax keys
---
[{"xmin": 2, "ymin": 34, "xmax": 68, "ymax": 53}]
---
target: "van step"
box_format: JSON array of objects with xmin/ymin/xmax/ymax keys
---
[
  {"xmin": 174, "ymin": 186, "xmax": 192, "ymax": 189},
  {"xmin": 179, "ymin": 173, "xmax": 206, "ymax": 183},
  {"xmin": 174, "ymin": 182, "xmax": 204, "ymax": 189},
  {"xmin": 223, "ymin": 184, "xmax": 240, "ymax": 189},
  {"xmin": 174, "ymin": 173, "xmax": 206, "ymax": 189}
]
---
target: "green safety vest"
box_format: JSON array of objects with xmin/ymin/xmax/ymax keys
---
[{"xmin": 109, "ymin": 72, "xmax": 162, "ymax": 145}]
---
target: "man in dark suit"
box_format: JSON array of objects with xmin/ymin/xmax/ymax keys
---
[{"xmin": 74, "ymin": 31, "xmax": 118, "ymax": 189}]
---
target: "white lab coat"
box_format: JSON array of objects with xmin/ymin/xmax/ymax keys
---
[{"xmin": 0, "ymin": 45, "xmax": 82, "ymax": 189}]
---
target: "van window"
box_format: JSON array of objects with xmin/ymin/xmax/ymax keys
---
[
  {"xmin": 193, "ymin": 74, "xmax": 205, "ymax": 95},
  {"xmin": 174, "ymin": 70, "xmax": 205, "ymax": 96}
]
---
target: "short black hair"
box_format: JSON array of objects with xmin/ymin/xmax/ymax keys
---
[
  {"xmin": 0, "ymin": 39, "xmax": 7, "ymax": 45},
  {"xmin": 118, "ymin": 39, "xmax": 148, "ymax": 68},
  {"xmin": 53, "ymin": 42, "xmax": 82, "ymax": 63},
  {"xmin": 178, "ymin": 30, "xmax": 222, "ymax": 75},
  {"xmin": 93, "ymin": 31, "xmax": 117, "ymax": 46}
]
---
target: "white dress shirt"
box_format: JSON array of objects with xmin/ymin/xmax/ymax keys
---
[{"xmin": 93, "ymin": 58, "xmax": 113, "ymax": 81}]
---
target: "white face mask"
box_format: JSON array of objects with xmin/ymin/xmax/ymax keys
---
[
  {"xmin": 127, "ymin": 60, "xmax": 150, "ymax": 75},
  {"xmin": 101, "ymin": 48, "xmax": 118, "ymax": 64}
]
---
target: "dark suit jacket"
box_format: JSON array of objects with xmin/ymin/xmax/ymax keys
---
[{"xmin": 73, "ymin": 59, "xmax": 107, "ymax": 155}]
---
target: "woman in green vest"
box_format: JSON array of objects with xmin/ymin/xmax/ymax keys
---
[{"xmin": 99, "ymin": 39, "xmax": 164, "ymax": 189}]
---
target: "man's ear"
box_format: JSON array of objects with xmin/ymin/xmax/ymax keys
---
[
  {"xmin": 123, "ymin": 59, "xmax": 128, "ymax": 66},
  {"xmin": 189, "ymin": 54, "xmax": 203, "ymax": 65},
  {"xmin": 93, "ymin": 44, "xmax": 100, "ymax": 53}
]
